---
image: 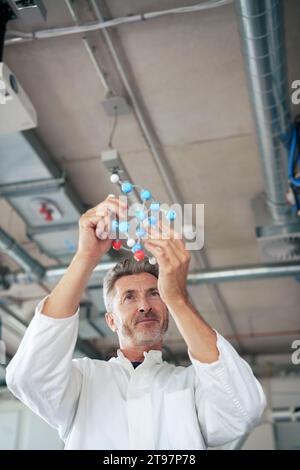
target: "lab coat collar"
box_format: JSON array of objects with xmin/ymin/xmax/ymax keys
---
[{"xmin": 116, "ymin": 348, "xmax": 163, "ymax": 366}]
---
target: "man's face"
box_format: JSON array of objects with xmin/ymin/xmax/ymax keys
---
[{"xmin": 105, "ymin": 273, "xmax": 169, "ymax": 347}]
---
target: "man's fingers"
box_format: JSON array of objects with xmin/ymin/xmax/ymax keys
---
[
  {"xmin": 143, "ymin": 242, "xmax": 162, "ymax": 260},
  {"xmin": 96, "ymin": 197, "xmax": 127, "ymax": 220},
  {"xmin": 81, "ymin": 195, "xmax": 128, "ymax": 240},
  {"xmin": 146, "ymin": 220, "xmax": 182, "ymax": 242},
  {"xmin": 95, "ymin": 216, "xmax": 110, "ymax": 239},
  {"xmin": 80, "ymin": 211, "xmax": 111, "ymax": 239},
  {"xmin": 145, "ymin": 224, "xmax": 189, "ymax": 264},
  {"xmin": 80, "ymin": 214, "xmax": 102, "ymax": 230},
  {"xmin": 144, "ymin": 237, "xmax": 181, "ymax": 264},
  {"xmin": 157, "ymin": 219, "xmax": 185, "ymax": 248}
]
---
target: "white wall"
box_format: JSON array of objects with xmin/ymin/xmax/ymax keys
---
[
  {"xmin": 0, "ymin": 391, "xmax": 63, "ymax": 450},
  {"xmin": 242, "ymin": 423, "xmax": 275, "ymax": 450}
]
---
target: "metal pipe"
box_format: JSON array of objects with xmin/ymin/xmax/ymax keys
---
[
  {"xmin": 235, "ymin": 0, "xmax": 292, "ymax": 222},
  {"xmin": 187, "ymin": 262, "xmax": 300, "ymax": 284},
  {"xmin": 0, "ymin": 176, "xmax": 66, "ymax": 197},
  {"xmin": 3, "ymin": 260, "xmax": 300, "ymax": 289},
  {"xmin": 0, "ymin": 304, "xmax": 28, "ymax": 328},
  {"xmin": 0, "ymin": 227, "xmax": 45, "ymax": 279},
  {"xmin": 272, "ymin": 408, "xmax": 300, "ymax": 422},
  {"xmin": 166, "ymin": 328, "xmax": 300, "ymax": 345},
  {"xmin": 64, "ymin": 0, "xmax": 111, "ymax": 96}
]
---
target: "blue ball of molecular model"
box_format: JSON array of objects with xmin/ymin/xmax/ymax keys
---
[
  {"xmin": 140, "ymin": 189, "xmax": 151, "ymax": 201},
  {"xmin": 166, "ymin": 210, "xmax": 176, "ymax": 221},
  {"xmin": 121, "ymin": 181, "xmax": 133, "ymax": 194}
]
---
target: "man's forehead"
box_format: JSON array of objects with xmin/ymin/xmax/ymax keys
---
[{"xmin": 115, "ymin": 273, "xmax": 158, "ymax": 294}]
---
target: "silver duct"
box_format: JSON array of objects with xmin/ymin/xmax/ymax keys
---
[{"xmin": 235, "ymin": 0, "xmax": 292, "ymax": 222}]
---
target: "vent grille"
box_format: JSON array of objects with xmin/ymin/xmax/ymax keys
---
[{"xmin": 260, "ymin": 234, "xmax": 300, "ymax": 261}]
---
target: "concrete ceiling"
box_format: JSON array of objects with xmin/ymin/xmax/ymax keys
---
[{"xmin": 1, "ymin": 0, "xmax": 300, "ymax": 365}]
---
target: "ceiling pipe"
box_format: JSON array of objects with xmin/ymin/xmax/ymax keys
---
[
  {"xmin": 3, "ymin": 260, "xmax": 300, "ymax": 290},
  {"xmin": 166, "ymin": 328, "xmax": 300, "ymax": 347},
  {"xmin": 235, "ymin": 0, "xmax": 292, "ymax": 223},
  {"xmin": 4, "ymin": 1, "xmax": 232, "ymax": 46},
  {"xmin": 187, "ymin": 262, "xmax": 300, "ymax": 284},
  {"xmin": 271, "ymin": 408, "xmax": 300, "ymax": 423},
  {"xmin": 64, "ymin": 0, "xmax": 111, "ymax": 96},
  {"xmin": 0, "ymin": 303, "xmax": 28, "ymax": 328},
  {"xmin": 0, "ymin": 226, "xmax": 45, "ymax": 278}
]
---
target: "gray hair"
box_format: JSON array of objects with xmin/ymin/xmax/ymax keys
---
[{"xmin": 103, "ymin": 258, "xmax": 159, "ymax": 312}]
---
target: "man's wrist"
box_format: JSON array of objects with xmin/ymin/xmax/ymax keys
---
[
  {"xmin": 73, "ymin": 251, "xmax": 101, "ymax": 270},
  {"xmin": 165, "ymin": 294, "xmax": 190, "ymax": 313}
]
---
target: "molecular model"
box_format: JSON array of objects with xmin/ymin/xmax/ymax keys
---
[{"xmin": 109, "ymin": 173, "xmax": 176, "ymax": 264}]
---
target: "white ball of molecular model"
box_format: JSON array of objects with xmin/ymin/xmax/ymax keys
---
[{"xmin": 110, "ymin": 174, "xmax": 120, "ymax": 184}]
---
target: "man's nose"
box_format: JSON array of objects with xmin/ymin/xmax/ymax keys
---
[{"xmin": 138, "ymin": 300, "xmax": 152, "ymax": 313}]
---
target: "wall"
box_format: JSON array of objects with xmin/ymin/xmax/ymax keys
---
[{"xmin": 0, "ymin": 390, "xmax": 63, "ymax": 450}]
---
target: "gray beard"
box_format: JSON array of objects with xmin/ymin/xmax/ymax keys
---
[{"xmin": 120, "ymin": 316, "xmax": 169, "ymax": 345}]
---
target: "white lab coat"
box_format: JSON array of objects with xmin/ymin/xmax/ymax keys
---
[{"xmin": 6, "ymin": 297, "xmax": 266, "ymax": 450}]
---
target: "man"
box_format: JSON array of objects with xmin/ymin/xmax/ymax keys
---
[{"xmin": 6, "ymin": 195, "xmax": 266, "ymax": 450}]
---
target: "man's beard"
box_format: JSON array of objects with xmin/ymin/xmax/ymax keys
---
[{"xmin": 121, "ymin": 314, "xmax": 169, "ymax": 345}]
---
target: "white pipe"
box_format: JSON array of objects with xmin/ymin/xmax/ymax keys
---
[
  {"xmin": 5, "ymin": 1, "xmax": 232, "ymax": 45},
  {"xmin": 64, "ymin": 0, "xmax": 111, "ymax": 96}
]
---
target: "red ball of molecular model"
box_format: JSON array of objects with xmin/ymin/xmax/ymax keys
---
[{"xmin": 108, "ymin": 173, "xmax": 176, "ymax": 263}]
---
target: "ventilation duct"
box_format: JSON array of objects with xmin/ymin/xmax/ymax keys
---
[
  {"xmin": 235, "ymin": 0, "xmax": 300, "ymax": 261},
  {"xmin": 0, "ymin": 130, "xmax": 86, "ymax": 263}
]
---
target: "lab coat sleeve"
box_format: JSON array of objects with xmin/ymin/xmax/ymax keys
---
[
  {"xmin": 6, "ymin": 296, "xmax": 83, "ymax": 441},
  {"xmin": 188, "ymin": 331, "xmax": 266, "ymax": 447}
]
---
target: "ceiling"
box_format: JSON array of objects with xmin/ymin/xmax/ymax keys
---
[{"xmin": 1, "ymin": 0, "xmax": 300, "ymax": 369}]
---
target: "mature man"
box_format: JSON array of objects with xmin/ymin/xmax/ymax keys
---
[{"xmin": 6, "ymin": 196, "xmax": 266, "ymax": 450}]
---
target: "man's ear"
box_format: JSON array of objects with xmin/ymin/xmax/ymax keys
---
[{"xmin": 105, "ymin": 312, "xmax": 117, "ymax": 332}]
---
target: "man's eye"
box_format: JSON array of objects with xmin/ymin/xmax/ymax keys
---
[
  {"xmin": 150, "ymin": 291, "xmax": 160, "ymax": 296},
  {"xmin": 124, "ymin": 294, "xmax": 134, "ymax": 301}
]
